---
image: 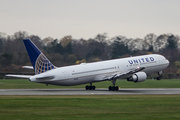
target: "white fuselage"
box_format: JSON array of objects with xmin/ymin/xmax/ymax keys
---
[{"xmin": 29, "ymin": 54, "xmax": 169, "ymax": 86}]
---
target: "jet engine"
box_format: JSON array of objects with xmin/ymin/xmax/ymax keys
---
[{"xmin": 127, "ymin": 72, "xmax": 147, "ymax": 83}]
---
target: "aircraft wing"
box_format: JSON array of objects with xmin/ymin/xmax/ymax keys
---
[
  {"xmin": 103, "ymin": 67, "xmax": 145, "ymax": 80},
  {"xmin": 5, "ymin": 74, "xmax": 32, "ymax": 79}
]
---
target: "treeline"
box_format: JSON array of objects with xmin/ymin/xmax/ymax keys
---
[{"xmin": 0, "ymin": 31, "xmax": 180, "ymax": 75}]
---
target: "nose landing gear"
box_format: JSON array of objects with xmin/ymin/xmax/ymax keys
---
[{"xmin": 157, "ymin": 71, "xmax": 162, "ymax": 80}]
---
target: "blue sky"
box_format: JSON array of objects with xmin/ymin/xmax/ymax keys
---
[{"xmin": 0, "ymin": 0, "xmax": 180, "ymax": 39}]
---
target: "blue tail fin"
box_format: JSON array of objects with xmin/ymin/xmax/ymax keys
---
[{"xmin": 23, "ymin": 39, "xmax": 56, "ymax": 74}]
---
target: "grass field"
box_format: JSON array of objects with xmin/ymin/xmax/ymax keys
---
[
  {"xmin": 1, "ymin": 79, "xmax": 180, "ymax": 120},
  {"xmin": 0, "ymin": 95, "xmax": 180, "ymax": 120},
  {"xmin": 0, "ymin": 79, "xmax": 180, "ymax": 89}
]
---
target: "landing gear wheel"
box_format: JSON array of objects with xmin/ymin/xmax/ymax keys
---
[
  {"xmin": 92, "ymin": 86, "xmax": 96, "ymax": 90},
  {"xmin": 115, "ymin": 86, "xmax": 119, "ymax": 91},
  {"xmin": 85, "ymin": 85, "xmax": 89, "ymax": 90},
  {"xmin": 108, "ymin": 86, "xmax": 119, "ymax": 91},
  {"xmin": 109, "ymin": 86, "xmax": 112, "ymax": 91},
  {"xmin": 112, "ymin": 86, "xmax": 115, "ymax": 91},
  {"xmin": 109, "ymin": 79, "xmax": 119, "ymax": 91},
  {"xmin": 157, "ymin": 71, "xmax": 162, "ymax": 80},
  {"xmin": 85, "ymin": 85, "xmax": 96, "ymax": 90}
]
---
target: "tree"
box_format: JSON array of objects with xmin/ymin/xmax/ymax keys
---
[
  {"xmin": 60, "ymin": 36, "xmax": 73, "ymax": 54},
  {"xmin": 86, "ymin": 39, "xmax": 103, "ymax": 59},
  {"xmin": 144, "ymin": 33, "xmax": 157, "ymax": 52},
  {"xmin": 64, "ymin": 42, "xmax": 73, "ymax": 54},
  {"xmin": 128, "ymin": 38, "xmax": 144, "ymax": 51},
  {"xmin": 60, "ymin": 36, "xmax": 72, "ymax": 48},
  {"xmin": 94, "ymin": 33, "xmax": 108, "ymax": 43},
  {"xmin": 44, "ymin": 39, "xmax": 64, "ymax": 54},
  {"xmin": 154, "ymin": 34, "xmax": 168, "ymax": 52},
  {"xmin": 0, "ymin": 39, "xmax": 3, "ymax": 54},
  {"xmin": 111, "ymin": 38, "xmax": 129, "ymax": 59},
  {"xmin": 166, "ymin": 35, "xmax": 178, "ymax": 50},
  {"xmin": 72, "ymin": 39, "xmax": 88, "ymax": 59},
  {"xmin": 43, "ymin": 37, "xmax": 54, "ymax": 46},
  {"xmin": 0, "ymin": 53, "xmax": 12, "ymax": 66},
  {"xmin": 174, "ymin": 61, "xmax": 180, "ymax": 67},
  {"xmin": 148, "ymin": 45, "xmax": 154, "ymax": 52}
]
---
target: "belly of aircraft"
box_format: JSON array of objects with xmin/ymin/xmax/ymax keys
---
[{"xmin": 43, "ymin": 76, "xmax": 95, "ymax": 86}]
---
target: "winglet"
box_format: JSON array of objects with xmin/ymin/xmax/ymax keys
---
[{"xmin": 23, "ymin": 39, "xmax": 56, "ymax": 74}]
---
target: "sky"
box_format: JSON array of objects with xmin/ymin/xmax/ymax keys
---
[{"xmin": 0, "ymin": 0, "xmax": 180, "ymax": 39}]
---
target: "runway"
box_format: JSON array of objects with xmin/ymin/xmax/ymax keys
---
[{"xmin": 0, "ymin": 88, "xmax": 180, "ymax": 95}]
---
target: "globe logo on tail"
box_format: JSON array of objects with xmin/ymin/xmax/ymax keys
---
[{"xmin": 35, "ymin": 53, "xmax": 55, "ymax": 74}]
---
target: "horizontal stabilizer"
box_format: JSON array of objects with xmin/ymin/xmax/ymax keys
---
[
  {"xmin": 22, "ymin": 66, "xmax": 34, "ymax": 69},
  {"xmin": 5, "ymin": 74, "xmax": 32, "ymax": 79}
]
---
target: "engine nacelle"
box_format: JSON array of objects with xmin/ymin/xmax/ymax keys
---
[{"xmin": 127, "ymin": 72, "xmax": 147, "ymax": 83}]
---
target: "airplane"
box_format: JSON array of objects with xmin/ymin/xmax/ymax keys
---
[{"xmin": 6, "ymin": 39, "xmax": 169, "ymax": 91}]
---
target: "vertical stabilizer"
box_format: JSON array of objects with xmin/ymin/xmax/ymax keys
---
[{"xmin": 23, "ymin": 39, "xmax": 56, "ymax": 74}]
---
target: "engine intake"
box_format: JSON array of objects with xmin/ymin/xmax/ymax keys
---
[{"xmin": 127, "ymin": 72, "xmax": 147, "ymax": 83}]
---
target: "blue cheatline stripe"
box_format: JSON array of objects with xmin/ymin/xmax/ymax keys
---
[{"xmin": 23, "ymin": 39, "xmax": 56, "ymax": 74}]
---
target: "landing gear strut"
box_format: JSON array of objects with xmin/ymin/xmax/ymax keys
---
[
  {"xmin": 85, "ymin": 83, "xmax": 96, "ymax": 90},
  {"xmin": 108, "ymin": 79, "xmax": 119, "ymax": 91},
  {"xmin": 157, "ymin": 71, "xmax": 162, "ymax": 80}
]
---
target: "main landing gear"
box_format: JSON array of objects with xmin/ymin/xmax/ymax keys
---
[
  {"xmin": 108, "ymin": 86, "xmax": 119, "ymax": 91},
  {"xmin": 157, "ymin": 71, "xmax": 162, "ymax": 80},
  {"xmin": 108, "ymin": 79, "xmax": 119, "ymax": 91},
  {"xmin": 85, "ymin": 83, "xmax": 96, "ymax": 90}
]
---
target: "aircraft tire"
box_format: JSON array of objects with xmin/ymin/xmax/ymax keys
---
[
  {"xmin": 115, "ymin": 86, "xmax": 119, "ymax": 91},
  {"xmin": 108, "ymin": 86, "xmax": 112, "ymax": 91},
  {"xmin": 89, "ymin": 86, "xmax": 92, "ymax": 90},
  {"xmin": 92, "ymin": 86, "xmax": 96, "ymax": 90},
  {"xmin": 111, "ymin": 86, "xmax": 115, "ymax": 91},
  {"xmin": 109, "ymin": 86, "xmax": 119, "ymax": 91},
  {"xmin": 85, "ymin": 85, "xmax": 96, "ymax": 90},
  {"xmin": 85, "ymin": 85, "xmax": 89, "ymax": 90},
  {"xmin": 157, "ymin": 77, "xmax": 161, "ymax": 80}
]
